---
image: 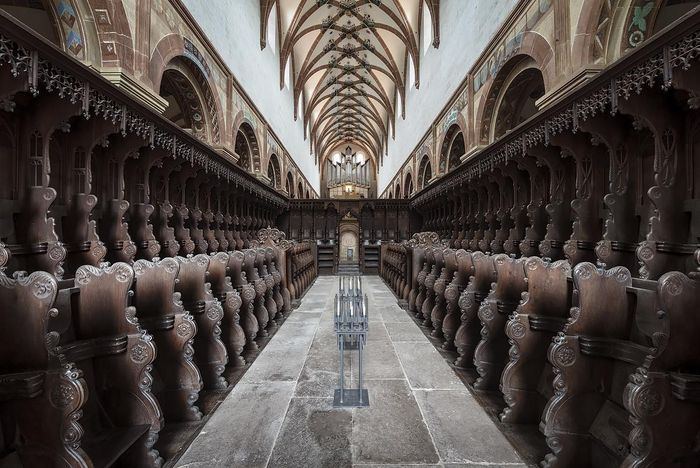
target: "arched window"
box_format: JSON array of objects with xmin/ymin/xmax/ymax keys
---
[
  {"xmin": 418, "ymin": 155, "xmax": 432, "ymax": 190},
  {"xmin": 479, "ymin": 56, "xmax": 545, "ymax": 144},
  {"xmin": 286, "ymin": 172, "xmax": 294, "ymax": 198},
  {"xmin": 404, "ymin": 173, "xmax": 413, "ymax": 198},
  {"xmin": 440, "ymin": 125, "xmax": 465, "ymax": 173},
  {"xmin": 267, "ymin": 153, "xmax": 281, "ymax": 188},
  {"xmin": 394, "ymin": 184, "xmax": 401, "ymax": 199},
  {"xmin": 159, "ymin": 57, "xmax": 220, "ymax": 143},
  {"xmin": 297, "ymin": 181, "xmax": 304, "ymax": 199},
  {"xmin": 235, "ymin": 122, "xmax": 260, "ymax": 172}
]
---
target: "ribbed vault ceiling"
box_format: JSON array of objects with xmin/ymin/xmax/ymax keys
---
[{"xmin": 260, "ymin": 0, "xmax": 440, "ymax": 166}]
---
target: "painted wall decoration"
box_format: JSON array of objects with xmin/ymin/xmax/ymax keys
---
[
  {"xmin": 53, "ymin": 0, "xmax": 84, "ymax": 58},
  {"xmin": 473, "ymin": 0, "xmax": 552, "ymax": 93}
]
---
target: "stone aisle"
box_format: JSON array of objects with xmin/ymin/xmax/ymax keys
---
[{"xmin": 176, "ymin": 276, "xmax": 526, "ymax": 468}]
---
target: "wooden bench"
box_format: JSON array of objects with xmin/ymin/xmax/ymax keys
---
[
  {"xmin": 175, "ymin": 255, "xmax": 228, "ymax": 390},
  {"xmin": 56, "ymin": 262, "xmax": 163, "ymax": 467},
  {"xmin": 132, "ymin": 257, "xmax": 203, "ymax": 422},
  {"xmin": 474, "ymin": 254, "xmax": 528, "ymax": 390},
  {"xmin": 454, "ymin": 252, "xmax": 496, "ymax": 369},
  {"xmin": 540, "ymin": 262, "xmax": 659, "ymax": 467},
  {"xmin": 0, "ymin": 269, "xmax": 89, "ymax": 466},
  {"xmin": 442, "ymin": 249, "xmax": 474, "ymax": 351},
  {"xmin": 227, "ymin": 250, "xmax": 260, "ymax": 353},
  {"xmin": 500, "ymin": 257, "xmax": 572, "ymax": 423},
  {"xmin": 206, "ymin": 252, "xmax": 246, "ymax": 368}
]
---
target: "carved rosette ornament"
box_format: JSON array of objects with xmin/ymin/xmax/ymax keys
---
[{"xmin": 0, "ymin": 242, "xmax": 9, "ymax": 270}]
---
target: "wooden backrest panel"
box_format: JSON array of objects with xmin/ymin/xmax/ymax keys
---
[
  {"xmin": 73, "ymin": 262, "xmax": 135, "ymax": 338},
  {"xmin": 132, "ymin": 258, "xmax": 179, "ymax": 318},
  {"xmin": 567, "ymin": 262, "xmax": 633, "ymax": 338},
  {"xmin": 0, "ymin": 270, "xmax": 58, "ymax": 370},
  {"xmin": 520, "ymin": 257, "xmax": 571, "ymax": 317}
]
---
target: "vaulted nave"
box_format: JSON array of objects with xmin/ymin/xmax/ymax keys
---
[{"xmin": 0, "ymin": 1, "xmax": 699, "ymax": 467}]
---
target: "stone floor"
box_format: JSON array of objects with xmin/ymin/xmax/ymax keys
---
[{"xmin": 175, "ymin": 276, "xmax": 527, "ymax": 468}]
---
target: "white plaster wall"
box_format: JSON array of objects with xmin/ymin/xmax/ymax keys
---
[
  {"xmin": 378, "ymin": 0, "xmax": 518, "ymax": 193},
  {"xmin": 182, "ymin": 0, "xmax": 320, "ymax": 191}
]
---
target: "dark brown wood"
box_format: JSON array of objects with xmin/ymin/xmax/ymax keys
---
[
  {"xmin": 132, "ymin": 257, "xmax": 203, "ymax": 422},
  {"xmin": 175, "ymin": 255, "xmax": 228, "ymax": 390}
]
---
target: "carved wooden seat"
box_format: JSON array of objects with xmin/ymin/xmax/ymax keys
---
[
  {"xmin": 172, "ymin": 204, "xmax": 195, "ymax": 256},
  {"xmin": 6, "ymin": 187, "xmax": 66, "ymax": 278},
  {"xmin": 252, "ymin": 228, "xmax": 293, "ymax": 316},
  {"xmin": 540, "ymin": 262, "xmax": 661, "ymax": 468},
  {"xmin": 227, "ymin": 250, "xmax": 259, "ymax": 352},
  {"xmin": 431, "ymin": 248, "xmax": 456, "ymax": 340},
  {"xmin": 621, "ymin": 268, "xmax": 700, "ymax": 467},
  {"xmin": 255, "ymin": 247, "xmax": 277, "ymax": 328},
  {"xmin": 443, "ymin": 249, "xmax": 474, "ymax": 351},
  {"xmin": 127, "ymin": 203, "xmax": 161, "ymax": 261},
  {"xmin": 152, "ymin": 201, "xmax": 180, "ymax": 259},
  {"xmin": 500, "ymin": 257, "xmax": 572, "ymax": 423},
  {"xmin": 132, "ymin": 258, "xmax": 203, "ymax": 422},
  {"xmin": 404, "ymin": 235, "xmax": 439, "ymax": 314},
  {"xmin": 55, "ymin": 263, "xmax": 163, "ymax": 467},
  {"xmin": 420, "ymin": 249, "xmax": 439, "ymax": 327},
  {"xmin": 265, "ymin": 247, "xmax": 285, "ymax": 319},
  {"xmin": 241, "ymin": 249, "xmax": 269, "ymax": 337},
  {"xmin": 98, "ymin": 199, "xmax": 137, "ymax": 264},
  {"xmin": 206, "ymin": 252, "xmax": 246, "ymax": 368},
  {"xmin": 61, "ymin": 193, "xmax": 106, "ymax": 275},
  {"xmin": 288, "ymin": 242, "xmax": 315, "ymax": 299},
  {"xmin": 474, "ymin": 254, "xmax": 528, "ymax": 390},
  {"xmin": 0, "ymin": 269, "xmax": 89, "ymax": 466},
  {"xmin": 175, "ymin": 255, "xmax": 228, "ymax": 390},
  {"xmin": 454, "ymin": 252, "xmax": 496, "ymax": 369}
]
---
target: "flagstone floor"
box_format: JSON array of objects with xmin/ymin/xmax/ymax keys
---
[{"xmin": 175, "ymin": 276, "xmax": 527, "ymax": 468}]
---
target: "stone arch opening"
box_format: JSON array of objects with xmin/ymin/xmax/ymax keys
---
[
  {"xmin": 338, "ymin": 212, "xmax": 359, "ymax": 264},
  {"xmin": 235, "ymin": 122, "xmax": 259, "ymax": 172},
  {"xmin": 297, "ymin": 181, "xmax": 304, "ymax": 199},
  {"xmin": 418, "ymin": 155, "xmax": 432, "ymax": 190},
  {"xmin": 440, "ymin": 125, "xmax": 465, "ymax": 173},
  {"xmin": 267, "ymin": 153, "xmax": 281, "ymax": 188},
  {"xmin": 479, "ymin": 56, "xmax": 546, "ymax": 144},
  {"xmin": 404, "ymin": 172, "xmax": 413, "ymax": 198},
  {"xmin": 159, "ymin": 57, "xmax": 220, "ymax": 144},
  {"xmin": 286, "ymin": 172, "xmax": 294, "ymax": 198},
  {"xmin": 492, "ymin": 61, "xmax": 545, "ymax": 141}
]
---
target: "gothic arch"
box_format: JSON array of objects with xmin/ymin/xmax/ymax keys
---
[
  {"xmin": 476, "ymin": 54, "xmax": 546, "ymax": 145},
  {"xmin": 438, "ymin": 124, "xmax": 466, "ymax": 174},
  {"xmin": 297, "ymin": 181, "xmax": 304, "ymax": 199},
  {"xmin": 404, "ymin": 171, "xmax": 414, "ymax": 198},
  {"xmin": 150, "ymin": 36, "xmax": 223, "ymax": 144},
  {"xmin": 235, "ymin": 121, "xmax": 260, "ymax": 172},
  {"xmin": 474, "ymin": 31, "xmax": 554, "ymax": 145},
  {"xmin": 571, "ymin": 0, "xmax": 612, "ymax": 69},
  {"xmin": 285, "ymin": 172, "xmax": 295, "ymax": 198},
  {"xmin": 394, "ymin": 183, "xmax": 401, "ymax": 199},
  {"xmin": 417, "ymin": 154, "xmax": 432, "ymax": 190},
  {"xmin": 267, "ymin": 153, "xmax": 281, "ymax": 188}
]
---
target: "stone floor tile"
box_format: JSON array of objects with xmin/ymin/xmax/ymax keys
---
[
  {"xmin": 414, "ymin": 390, "xmax": 523, "ymax": 464},
  {"xmin": 267, "ymin": 398, "xmax": 353, "ymax": 468},
  {"xmin": 175, "ymin": 381, "xmax": 295, "ymax": 467},
  {"xmin": 351, "ymin": 380, "xmax": 439, "ymax": 465},
  {"xmin": 385, "ymin": 322, "xmax": 430, "ymax": 342},
  {"xmin": 393, "ymin": 342, "xmax": 464, "ymax": 390}
]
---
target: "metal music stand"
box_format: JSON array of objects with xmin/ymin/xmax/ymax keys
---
[{"xmin": 333, "ymin": 275, "xmax": 369, "ymax": 407}]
